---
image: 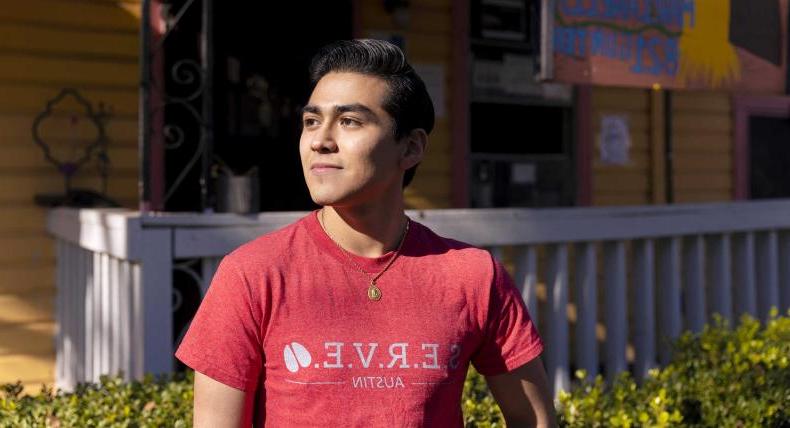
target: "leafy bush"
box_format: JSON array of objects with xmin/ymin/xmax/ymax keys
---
[
  {"xmin": 558, "ymin": 309, "xmax": 790, "ymax": 427},
  {"xmin": 462, "ymin": 366, "xmax": 504, "ymax": 427},
  {"xmin": 2, "ymin": 312, "xmax": 788, "ymax": 427},
  {"xmin": 0, "ymin": 372, "xmax": 192, "ymax": 427}
]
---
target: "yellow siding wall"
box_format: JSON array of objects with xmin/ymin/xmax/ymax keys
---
[
  {"xmin": 672, "ymin": 91, "xmax": 733, "ymax": 202},
  {"xmin": 357, "ymin": 0, "xmax": 453, "ymax": 208},
  {"xmin": 0, "ymin": 0, "xmax": 140, "ymax": 390},
  {"xmin": 591, "ymin": 87, "xmax": 653, "ymax": 205},
  {"xmin": 591, "ymin": 87, "xmax": 733, "ymax": 205}
]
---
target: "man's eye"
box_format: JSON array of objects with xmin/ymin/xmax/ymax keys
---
[
  {"xmin": 339, "ymin": 117, "xmax": 361, "ymax": 127},
  {"xmin": 303, "ymin": 118, "xmax": 319, "ymax": 127}
]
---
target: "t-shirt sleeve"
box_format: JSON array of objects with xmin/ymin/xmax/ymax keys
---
[
  {"xmin": 175, "ymin": 255, "xmax": 263, "ymax": 391},
  {"xmin": 471, "ymin": 257, "xmax": 544, "ymax": 376}
]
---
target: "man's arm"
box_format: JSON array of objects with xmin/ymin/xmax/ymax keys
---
[
  {"xmin": 194, "ymin": 371, "xmax": 246, "ymax": 427},
  {"xmin": 485, "ymin": 357, "xmax": 557, "ymax": 427}
]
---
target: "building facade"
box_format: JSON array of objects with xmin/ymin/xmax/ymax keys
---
[{"xmin": 1, "ymin": 0, "xmax": 787, "ymax": 389}]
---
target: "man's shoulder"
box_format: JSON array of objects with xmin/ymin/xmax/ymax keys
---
[
  {"xmin": 411, "ymin": 221, "xmax": 494, "ymax": 271},
  {"xmin": 223, "ymin": 213, "xmax": 313, "ymax": 268}
]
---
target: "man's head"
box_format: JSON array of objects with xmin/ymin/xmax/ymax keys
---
[{"xmin": 303, "ymin": 39, "xmax": 434, "ymax": 199}]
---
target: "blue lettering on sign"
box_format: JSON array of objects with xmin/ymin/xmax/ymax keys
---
[
  {"xmin": 561, "ymin": 0, "xmax": 695, "ymax": 27},
  {"xmin": 602, "ymin": 0, "xmax": 621, "ymax": 19},
  {"xmin": 634, "ymin": 0, "xmax": 651, "ymax": 24},
  {"xmin": 554, "ymin": 27, "xmax": 571, "ymax": 56},
  {"xmin": 664, "ymin": 37, "xmax": 679, "ymax": 75},
  {"xmin": 575, "ymin": 28, "xmax": 589, "ymax": 56},
  {"xmin": 558, "ymin": 0, "xmax": 583, "ymax": 17},
  {"xmin": 631, "ymin": 35, "xmax": 682, "ymax": 75},
  {"xmin": 555, "ymin": 26, "xmax": 683, "ymax": 76},
  {"xmin": 554, "ymin": 26, "xmax": 572, "ymax": 56},
  {"xmin": 553, "ymin": 27, "xmax": 594, "ymax": 57},
  {"xmin": 591, "ymin": 28, "xmax": 622, "ymax": 58},
  {"xmin": 632, "ymin": 35, "xmax": 651, "ymax": 74},
  {"xmin": 590, "ymin": 28, "xmax": 604, "ymax": 56},
  {"xmin": 619, "ymin": 33, "xmax": 635, "ymax": 61},
  {"xmin": 556, "ymin": 0, "xmax": 695, "ymax": 77}
]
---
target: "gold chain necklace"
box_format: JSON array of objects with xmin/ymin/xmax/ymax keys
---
[{"xmin": 320, "ymin": 209, "xmax": 410, "ymax": 301}]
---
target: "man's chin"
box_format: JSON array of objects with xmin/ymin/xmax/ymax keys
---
[
  {"xmin": 308, "ymin": 191, "xmax": 345, "ymax": 207},
  {"xmin": 307, "ymin": 184, "xmax": 394, "ymax": 208}
]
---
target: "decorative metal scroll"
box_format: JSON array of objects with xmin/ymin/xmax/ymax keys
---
[
  {"xmin": 172, "ymin": 258, "xmax": 208, "ymax": 362},
  {"xmin": 31, "ymin": 88, "xmax": 112, "ymax": 194},
  {"xmin": 141, "ymin": 0, "xmax": 214, "ymax": 212}
]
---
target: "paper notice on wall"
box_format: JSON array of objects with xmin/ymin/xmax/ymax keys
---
[
  {"xmin": 413, "ymin": 63, "xmax": 445, "ymax": 118},
  {"xmin": 599, "ymin": 115, "xmax": 631, "ymax": 165}
]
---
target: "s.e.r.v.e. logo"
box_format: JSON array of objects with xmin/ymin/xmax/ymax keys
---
[
  {"xmin": 283, "ymin": 342, "xmax": 312, "ymax": 373},
  {"xmin": 282, "ymin": 341, "xmax": 461, "ymax": 373}
]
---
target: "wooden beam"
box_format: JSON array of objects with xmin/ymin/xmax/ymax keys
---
[
  {"xmin": 649, "ymin": 89, "xmax": 666, "ymax": 204},
  {"xmin": 576, "ymin": 86, "xmax": 592, "ymax": 206},
  {"xmin": 450, "ymin": 0, "xmax": 469, "ymax": 207}
]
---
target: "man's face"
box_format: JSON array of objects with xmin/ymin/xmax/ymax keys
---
[{"xmin": 300, "ymin": 72, "xmax": 404, "ymax": 207}]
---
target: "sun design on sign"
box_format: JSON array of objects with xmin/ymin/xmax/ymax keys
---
[{"xmin": 677, "ymin": 0, "xmax": 741, "ymax": 87}]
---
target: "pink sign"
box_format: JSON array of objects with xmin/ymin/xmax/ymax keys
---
[{"xmin": 552, "ymin": 0, "xmax": 788, "ymax": 93}]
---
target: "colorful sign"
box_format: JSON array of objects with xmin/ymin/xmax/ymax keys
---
[{"xmin": 552, "ymin": 0, "xmax": 787, "ymax": 92}]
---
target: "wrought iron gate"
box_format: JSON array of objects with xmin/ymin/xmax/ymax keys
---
[{"xmin": 140, "ymin": 0, "xmax": 214, "ymax": 213}]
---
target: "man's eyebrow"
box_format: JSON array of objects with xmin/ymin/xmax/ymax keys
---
[
  {"xmin": 301, "ymin": 103, "xmax": 377, "ymax": 118},
  {"xmin": 335, "ymin": 104, "xmax": 375, "ymax": 116},
  {"xmin": 302, "ymin": 105, "xmax": 320, "ymax": 115}
]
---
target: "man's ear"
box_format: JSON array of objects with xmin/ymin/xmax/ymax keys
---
[{"xmin": 399, "ymin": 128, "xmax": 427, "ymax": 171}]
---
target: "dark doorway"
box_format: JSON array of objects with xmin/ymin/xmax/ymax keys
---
[
  {"xmin": 466, "ymin": 0, "xmax": 576, "ymax": 208},
  {"xmin": 213, "ymin": 2, "xmax": 353, "ymax": 211},
  {"xmin": 162, "ymin": 1, "xmax": 353, "ymax": 212},
  {"xmin": 749, "ymin": 116, "xmax": 790, "ymax": 199}
]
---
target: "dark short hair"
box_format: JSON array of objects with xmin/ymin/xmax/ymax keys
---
[{"xmin": 309, "ymin": 39, "xmax": 435, "ymax": 188}]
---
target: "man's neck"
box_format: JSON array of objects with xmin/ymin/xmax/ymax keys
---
[{"xmin": 320, "ymin": 201, "xmax": 408, "ymax": 258}]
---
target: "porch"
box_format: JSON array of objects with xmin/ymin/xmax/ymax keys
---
[{"xmin": 47, "ymin": 200, "xmax": 790, "ymax": 395}]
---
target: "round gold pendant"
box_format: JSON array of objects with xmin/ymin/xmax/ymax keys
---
[{"xmin": 367, "ymin": 284, "xmax": 382, "ymax": 301}]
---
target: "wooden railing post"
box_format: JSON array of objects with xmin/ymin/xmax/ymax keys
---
[
  {"xmin": 136, "ymin": 228, "xmax": 174, "ymax": 376},
  {"xmin": 118, "ymin": 259, "xmax": 134, "ymax": 381},
  {"xmin": 707, "ymin": 234, "xmax": 733, "ymax": 323},
  {"xmin": 603, "ymin": 241, "xmax": 627, "ymax": 381},
  {"xmin": 546, "ymin": 244, "xmax": 569, "ymax": 395},
  {"xmin": 514, "ymin": 246, "xmax": 539, "ymax": 328},
  {"xmin": 633, "ymin": 239, "xmax": 656, "ymax": 380},
  {"xmin": 55, "ymin": 240, "xmax": 69, "ymax": 390},
  {"xmin": 756, "ymin": 231, "xmax": 780, "ymax": 321},
  {"xmin": 86, "ymin": 251, "xmax": 97, "ymax": 382},
  {"xmin": 657, "ymin": 237, "xmax": 681, "ymax": 365},
  {"xmin": 574, "ymin": 242, "xmax": 597, "ymax": 380},
  {"xmin": 99, "ymin": 253, "xmax": 111, "ymax": 379},
  {"xmin": 733, "ymin": 232, "xmax": 757, "ymax": 317},
  {"xmin": 76, "ymin": 246, "xmax": 87, "ymax": 384},
  {"xmin": 780, "ymin": 232, "xmax": 790, "ymax": 312},
  {"xmin": 683, "ymin": 235, "xmax": 706, "ymax": 332}
]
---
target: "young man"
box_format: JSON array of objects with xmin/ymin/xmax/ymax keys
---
[{"xmin": 176, "ymin": 39, "xmax": 555, "ymax": 427}]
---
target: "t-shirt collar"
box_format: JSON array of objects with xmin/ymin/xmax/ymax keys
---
[{"xmin": 303, "ymin": 210, "xmax": 413, "ymax": 273}]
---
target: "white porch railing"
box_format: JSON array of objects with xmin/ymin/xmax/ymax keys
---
[{"xmin": 48, "ymin": 201, "xmax": 790, "ymax": 394}]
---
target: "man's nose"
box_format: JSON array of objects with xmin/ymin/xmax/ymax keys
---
[{"xmin": 310, "ymin": 124, "xmax": 338, "ymax": 153}]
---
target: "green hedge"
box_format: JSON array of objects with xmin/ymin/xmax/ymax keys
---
[
  {"xmin": 0, "ymin": 374, "xmax": 193, "ymax": 427},
  {"xmin": 557, "ymin": 309, "xmax": 790, "ymax": 428},
  {"xmin": 2, "ymin": 311, "xmax": 789, "ymax": 427}
]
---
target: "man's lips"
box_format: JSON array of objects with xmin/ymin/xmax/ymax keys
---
[{"xmin": 311, "ymin": 163, "xmax": 342, "ymax": 174}]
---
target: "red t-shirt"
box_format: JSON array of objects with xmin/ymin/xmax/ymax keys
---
[{"xmin": 176, "ymin": 211, "xmax": 543, "ymax": 427}]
